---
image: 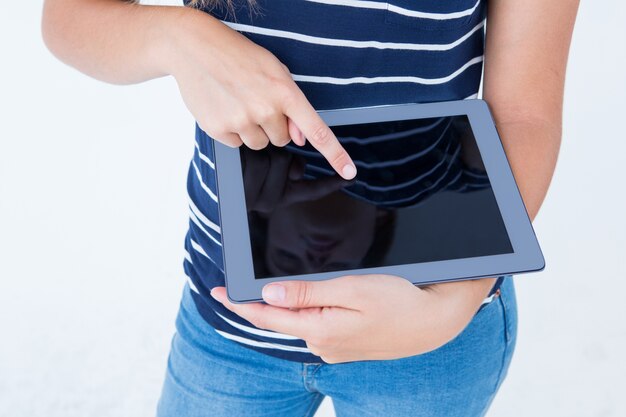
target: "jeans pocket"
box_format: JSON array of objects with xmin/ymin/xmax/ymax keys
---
[
  {"xmin": 490, "ymin": 276, "xmax": 518, "ymax": 394},
  {"xmin": 497, "ymin": 276, "xmax": 518, "ymax": 347}
]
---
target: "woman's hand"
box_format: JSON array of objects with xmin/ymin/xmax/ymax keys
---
[
  {"xmin": 210, "ymin": 275, "xmax": 495, "ymax": 363},
  {"xmin": 42, "ymin": 1, "xmax": 356, "ymax": 180},
  {"xmin": 166, "ymin": 10, "xmax": 357, "ymax": 179}
]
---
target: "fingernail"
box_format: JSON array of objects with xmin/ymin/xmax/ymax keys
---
[
  {"xmin": 262, "ymin": 284, "xmax": 285, "ymax": 303},
  {"xmin": 210, "ymin": 289, "xmax": 220, "ymax": 301},
  {"xmin": 299, "ymin": 131, "xmax": 305, "ymax": 145},
  {"xmin": 342, "ymin": 164, "xmax": 356, "ymax": 179}
]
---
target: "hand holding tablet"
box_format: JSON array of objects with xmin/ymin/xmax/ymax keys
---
[{"xmin": 212, "ymin": 99, "xmax": 544, "ymax": 303}]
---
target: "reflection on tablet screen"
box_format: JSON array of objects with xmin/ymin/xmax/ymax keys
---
[{"xmin": 240, "ymin": 115, "xmax": 514, "ymax": 279}]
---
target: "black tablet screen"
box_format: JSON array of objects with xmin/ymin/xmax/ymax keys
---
[{"xmin": 240, "ymin": 115, "xmax": 514, "ymax": 279}]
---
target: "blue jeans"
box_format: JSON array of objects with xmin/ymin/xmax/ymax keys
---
[{"xmin": 156, "ymin": 277, "xmax": 517, "ymax": 417}]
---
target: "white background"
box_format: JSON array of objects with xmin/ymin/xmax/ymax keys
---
[{"xmin": 1, "ymin": 1, "xmax": 625, "ymax": 416}]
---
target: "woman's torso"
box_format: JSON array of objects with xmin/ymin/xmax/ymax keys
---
[{"xmin": 182, "ymin": 0, "xmax": 489, "ymax": 362}]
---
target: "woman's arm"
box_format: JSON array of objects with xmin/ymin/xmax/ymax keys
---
[
  {"xmin": 482, "ymin": 0, "xmax": 580, "ymax": 222},
  {"xmin": 41, "ymin": 0, "xmax": 194, "ymax": 84},
  {"xmin": 41, "ymin": 0, "xmax": 357, "ymax": 178},
  {"xmin": 417, "ymin": 0, "xmax": 581, "ymax": 321}
]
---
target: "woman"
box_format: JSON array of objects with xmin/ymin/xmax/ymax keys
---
[{"xmin": 41, "ymin": 0, "xmax": 579, "ymax": 415}]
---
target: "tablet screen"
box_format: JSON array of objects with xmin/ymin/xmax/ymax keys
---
[{"xmin": 240, "ymin": 115, "xmax": 514, "ymax": 279}]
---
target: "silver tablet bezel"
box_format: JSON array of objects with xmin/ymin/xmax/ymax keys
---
[{"xmin": 213, "ymin": 99, "xmax": 544, "ymax": 303}]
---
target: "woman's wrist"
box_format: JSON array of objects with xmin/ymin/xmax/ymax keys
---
[
  {"xmin": 154, "ymin": 5, "xmax": 233, "ymax": 81},
  {"xmin": 411, "ymin": 277, "xmax": 499, "ymax": 352},
  {"xmin": 423, "ymin": 276, "xmax": 497, "ymax": 304},
  {"xmin": 143, "ymin": 5, "xmax": 197, "ymax": 79}
]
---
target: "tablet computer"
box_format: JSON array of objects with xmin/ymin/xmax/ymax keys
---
[{"xmin": 213, "ymin": 99, "xmax": 544, "ymax": 303}]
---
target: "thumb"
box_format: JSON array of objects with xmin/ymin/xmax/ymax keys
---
[{"xmin": 261, "ymin": 277, "xmax": 361, "ymax": 309}]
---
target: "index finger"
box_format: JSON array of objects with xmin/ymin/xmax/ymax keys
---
[{"xmin": 282, "ymin": 90, "xmax": 357, "ymax": 180}]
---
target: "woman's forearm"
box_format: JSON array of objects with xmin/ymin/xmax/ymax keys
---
[
  {"xmin": 490, "ymin": 119, "xmax": 561, "ymax": 223},
  {"xmin": 41, "ymin": 0, "xmax": 208, "ymax": 84},
  {"xmin": 482, "ymin": 0, "xmax": 579, "ymax": 222},
  {"xmin": 427, "ymin": 120, "xmax": 560, "ymax": 310},
  {"xmin": 432, "ymin": 0, "xmax": 578, "ymax": 318}
]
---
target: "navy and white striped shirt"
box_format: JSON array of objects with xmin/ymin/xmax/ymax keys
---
[{"xmin": 181, "ymin": 0, "xmax": 503, "ymax": 362}]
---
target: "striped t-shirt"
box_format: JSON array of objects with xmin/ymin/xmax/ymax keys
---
[{"xmin": 181, "ymin": 0, "xmax": 503, "ymax": 363}]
